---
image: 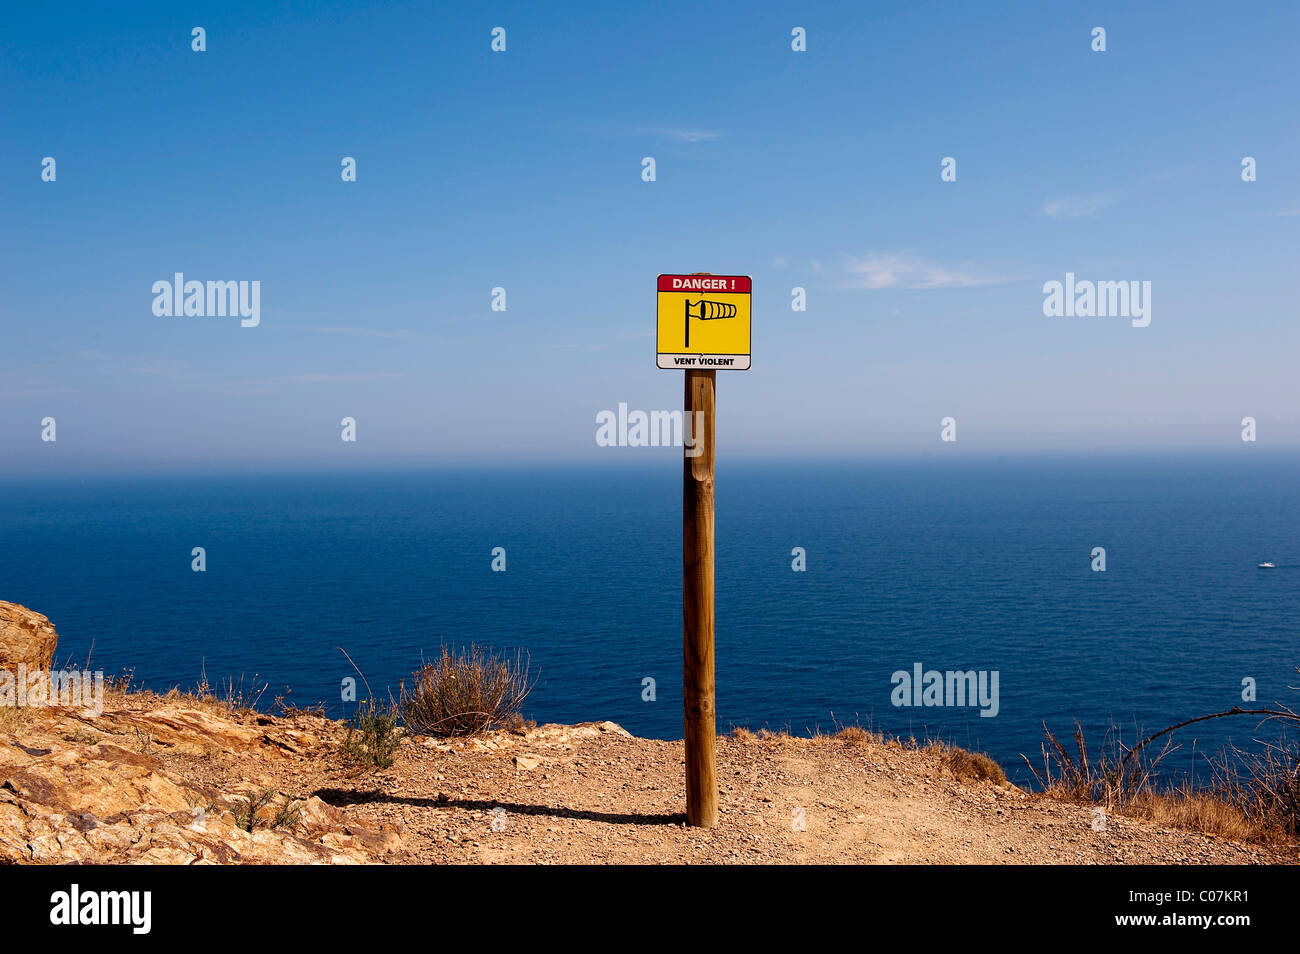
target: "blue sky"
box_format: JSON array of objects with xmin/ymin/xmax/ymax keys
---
[{"xmin": 3, "ymin": 0, "xmax": 1298, "ymax": 473}]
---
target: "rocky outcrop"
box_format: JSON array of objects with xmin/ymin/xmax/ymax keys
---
[
  {"xmin": 0, "ymin": 601, "xmax": 58, "ymax": 671},
  {"xmin": 0, "ymin": 693, "xmax": 402, "ymax": 864}
]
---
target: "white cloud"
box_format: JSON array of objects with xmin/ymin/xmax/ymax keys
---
[
  {"xmin": 75, "ymin": 350, "xmax": 191, "ymax": 379},
  {"xmin": 657, "ymin": 128, "xmax": 720, "ymax": 143},
  {"xmin": 0, "ymin": 380, "xmax": 76, "ymax": 397},
  {"xmin": 281, "ymin": 373, "xmax": 404, "ymax": 384},
  {"xmin": 306, "ymin": 325, "xmax": 444, "ymax": 342},
  {"xmin": 221, "ymin": 372, "xmax": 404, "ymax": 395},
  {"xmin": 1043, "ymin": 191, "xmax": 1121, "ymax": 218},
  {"xmin": 841, "ymin": 253, "xmax": 1014, "ymax": 290}
]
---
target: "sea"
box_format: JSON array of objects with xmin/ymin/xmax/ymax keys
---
[{"xmin": 3, "ymin": 452, "xmax": 1297, "ymax": 787}]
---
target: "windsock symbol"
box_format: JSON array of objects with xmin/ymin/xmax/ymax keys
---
[{"xmin": 684, "ymin": 299, "xmax": 738, "ymax": 347}]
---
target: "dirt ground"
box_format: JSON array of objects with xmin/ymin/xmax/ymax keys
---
[
  {"xmin": 309, "ymin": 722, "xmax": 1294, "ymax": 864},
  {"xmin": 2, "ymin": 694, "xmax": 1294, "ymax": 864}
]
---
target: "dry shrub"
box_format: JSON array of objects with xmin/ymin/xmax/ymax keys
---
[
  {"xmin": 730, "ymin": 727, "xmax": 757, "ymax": 742},
  {"xmin": 941, "ymin": 744, "xmax": 1007, "ymax": 784},
  {"xmin": 835, "ymin": 725, "xmax": 876, "ymax": 745},
  {"xmin": 1025, "ymin": 720, "xmax": 1171, "ymax": 806},
  {"xmin": 1213, "ymin": 738, "xmax": 1300, "ymax": 839},
  {"xmin": 402, "ymin": 645, "xmax": 533, "ymax": 738}
]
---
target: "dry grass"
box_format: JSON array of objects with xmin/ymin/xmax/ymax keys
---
[
  {"xmin": 132, "ymin": 726, "xmax": 154, "ymax": 754},
  {"xmin": 732, "ymin": 721, "xmax": 898, "ymax": 749},
  {"xmin": 401, "ymin": 645, "xmax": 533, "ymax": 738},
  {"xmin": 0, "ymin": 704, "xmax": 32, "ymax": 732},
  {"xmin": 96, "ymin": 665, "xmax": 273, "ymax": 723},
  {"xmin": 1026, "ymin": 716, "xmax": 1300, "ymax": 846},
  {"xmin": 1024, "ymin": 720, "xmax": 1172, "ymax": 806},
  {"xmin": 1126, "ymin": 787, "xmax": 1259, "ymax": 842},
  {"xmin": 1209, "ymin": 739, "xmax": 1300, "ymax": 840},
  {"xmin": 820, "ymin": 714, "xmax": 882, "ymax": 745},
  {"xmin": 106, "ymin": 668, "xmax": 135, "ymax": 694},
  {"xmin": 194, "ymin": 668, "xmax": 269, "ymax": 716},
  {"xmin": 274, "ymin": 696, "xmax": 326, "ymax": 718}
]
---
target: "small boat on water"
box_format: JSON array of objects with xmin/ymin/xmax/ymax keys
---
[{"xmin": 1258, "ymin": 562, "xmax": 1276, "ymax": 568}]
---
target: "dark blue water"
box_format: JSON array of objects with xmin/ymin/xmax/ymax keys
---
[{"xmin": 3, "ymin": 453, "xmax": 1297, "ymax": 785}]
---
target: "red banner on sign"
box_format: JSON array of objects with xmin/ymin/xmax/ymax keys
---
[{"xmin": 658, "ymin": 274, "xmax": 752, "ymax": 293}]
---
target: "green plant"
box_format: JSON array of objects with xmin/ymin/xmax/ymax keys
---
[
  {"xmin": 268, "ymin": 795, "xmax": 302, "ymax": 831},
  {"xmin": 231, "ymin": 788, "xmax": 277, "ymax": 832},
  {"xmin": 182, "ymin": 790, "xmax": 221, "ymax": 822},
  {"xmin": 342, "ymin": 699, "xmax": 402, "ymax": 768}
]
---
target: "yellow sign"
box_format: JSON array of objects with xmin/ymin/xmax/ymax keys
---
[{"xmin": 656, "ymin": 274, "xmax": 751, "ymax": 370}]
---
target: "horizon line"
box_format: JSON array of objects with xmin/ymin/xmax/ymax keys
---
[{"xmin": 3, "ymin": 445, "xmax": 1299, "ymax": 482}]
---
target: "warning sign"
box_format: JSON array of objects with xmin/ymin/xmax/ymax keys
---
[{"xmin": 656, "ymin": 274, "xmax": 751, "ymax": 370}]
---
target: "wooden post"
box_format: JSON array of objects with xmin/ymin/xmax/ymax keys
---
[{"xmin": 683, "ymin": 368, "xmax": 718, "ymax": 827}]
